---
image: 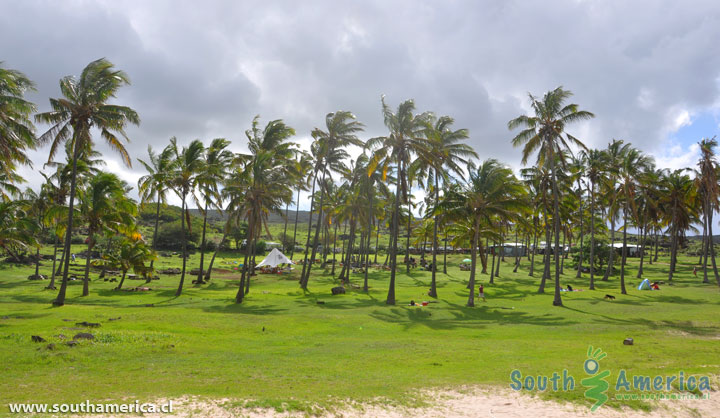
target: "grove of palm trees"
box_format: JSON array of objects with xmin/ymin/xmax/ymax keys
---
[{"xmin": 1, "ymin": 58, "xmax": 719, "ymax": 416}]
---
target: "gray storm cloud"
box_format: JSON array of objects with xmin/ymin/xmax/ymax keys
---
[{"xmin": 3, "ymin": 0, "xmax": 719, "ymax": 207}]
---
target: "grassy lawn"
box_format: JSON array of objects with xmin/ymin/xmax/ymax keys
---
[{"xmin": 1, "ymin": 247, "xmax": 718, "ymax": 413}]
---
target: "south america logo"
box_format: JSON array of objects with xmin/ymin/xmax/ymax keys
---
[{"xmin": 581, "ymin": 345, "xmax": 611, "ymax": 411}]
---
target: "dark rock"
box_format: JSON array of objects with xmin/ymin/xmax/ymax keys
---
[
  {"xmin": 73, "ymin": 332, "xmax": 94, "ymax": 340},
  {"xmin": 331, "ymin": 286, "xmax": 346, "ymax": 295},
  {"xmin": 623, "ymin": 338, "xmax": 634, "ymax": 345},
  {"xmin": 31, "ymin": 335, "xmax": 46, "ymax": 343},
  {"xmin": 66, "ymin": 340, "xmax": 78, "ymax": 347},
  {"xmin": 108, "ymin": 317, "xmax": 121, "ymax": 321},
  {"xmin": 28, "ymin": 274, "xmax": 46, "ymax": 280},
  {"xmin": 75, "ymin": 321, "xmax": 101, "ymax": 328},
  {"xmin": 55, "ymin": 334, "xmax": 67, "ymax": 340},
  {"xmin": 46, "ymin": 343, "xmax": 56, "ymax": 350}
]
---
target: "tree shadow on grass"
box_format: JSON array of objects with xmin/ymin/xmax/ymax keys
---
[
  {"xmin": 200, "ymin": 302, "xmax": 288, "ymax": 315},
  {"xmin": 369, "ymin": 300, "xmax": 575, "ymax": 331}
]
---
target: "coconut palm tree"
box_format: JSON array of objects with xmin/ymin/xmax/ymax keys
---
[
  {"xmin": 617, "ymin": 147, "xmax": 652, "ymax": 294},
  {"xmin": 508, "ymin": 87, "xmax": 594, "ymax": 306},
  {"xmin": 696, "ymin": 137, "xmax": 720, "ymax": 285},
  {"xmin": 299, "ymin": 111, "xmax": 364, "ymax": 289},
  {"xmin": 412, "ymin": 115, "xmax": 475, "ymax": 297},
  {"xmin": 0, "ymin": 63, "xmax": 37, "ymax": 176},
  {"xmin": 659, "ymin": 169, "xmax": 696, "ymax": 281},
  {"xmin": 114, "ymin": 238, "xmax": 156, "ymax": 290},
  {"xmin": 601, "ymin": 139, "xmax": 629, "ymax": 282},
  {"xmin": 367, "ymin": 97, "xmax": 431, "ymax": 305},
  {"xmin": 580, "ymin": 148, "xmax": 606, "ymax": 290},
  {"xmin": 228, "ymin": 116, "xmax": 296, "ymax": 303},
  {"xmin": 78, "ymin": 172, "xmax": 137, "ymax": 296},
  {"xmin": 168, "ymin": 138, "xmax": 205, "ymax": 296},
  {"xmin": 438, "ymin": 159, "xmax": 527, "ymax": 306},
  {"xmin": 196, "ymin": 138, "xmax": 233, "ymax": 284},
  {"xmin": 35, "ymin": 58, "xmax": 139, "ymax": 306},
  {"xmin": 0, "ymin": 199, "xmax": 37, "ymax": 261},
  {"xmin": 137, "ymin": 143, "xmax": 175, "ymax": 273}
]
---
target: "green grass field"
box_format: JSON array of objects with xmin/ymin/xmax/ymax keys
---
[{"xmin": 1, "ymin": 246, "xmax": 718, "ymax": 414}]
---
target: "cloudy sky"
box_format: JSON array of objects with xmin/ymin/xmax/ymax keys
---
[{"xmin": 3, "ymin": 0, "xmax": 720, "ymax": 209}]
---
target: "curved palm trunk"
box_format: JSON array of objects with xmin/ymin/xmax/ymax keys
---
[
  {"xmin": 197, "ymin": 201, "xmax": 209, "ymax": 284},
  {"xmin": 117, "ymin": 270, "xmax": 127, "ymax": 290},
  {"xmin": 299, "ymin": 171, "xmax": 318, "ymax": 287},
  {"xmin": 290, "ymin": 187, "xmax": 301, "ymax": 260},
  {"xmin": 467, "ymin": 219, "xmax": 479, "ymax": 307},
  {"xmin": 551, "ymin": 160, "xmax": 563, "ymax": 306},
  {"xmin": 386, "ymin": 170, "xmax": 403, "ymax": 305},
  {"xmin": 150, "ymin": 199, "xmax": 161, "ymax": 271},
  {"xmin": 702, "ymin": 208, "xmax": 710, "ymax": 283},
  {"xmin": 620, "ymin": 203, "xmax": 629, "ymax": 294},
  {"xmin": 490, "ymin": 244, "xmax": 496, "ymax": 284},
  {"xmin": 82, "ymin": 236, "xmax": 94, "ymax": 296},
  {"xmin": 589, "ymin": 182, "xmax": 596, "ymax": 290},
  {"xmin": 54, "ymin": 138, "xmax": 81, "ymax": 306},
  {"xmin": 495, "ymin": 235, "xmax": 502, "ymax": 277},
  {"xmin": 303, "ymin": 169, "xmax": 328, "ymax": 288},
  {"xmin": 205, "ymin": 229, "xmax": 228, "ymax": 281},
  {"xmin": 176, "ymin": 196, "xmax": 188, "ymax": 296},
  {"xmin": 708, "ymin": 208, "xmax": 720, "ymax": 285}
]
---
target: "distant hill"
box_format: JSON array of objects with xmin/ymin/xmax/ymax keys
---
[{"xmin": 189, "ymin": 208, "xmax": 313, "ymax": 225}]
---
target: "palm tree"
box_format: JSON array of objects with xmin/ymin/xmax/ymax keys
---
[
  {"xmin": 228, "ymin": 116, "xmax": 296, "ymax": 303},
  {"xmin": 413, "ymin": 115, "xmax": 475, "ymax": 297},
  {"xmin": 0, "ymin": 63, "xmax": 37, "ymax": 176},
  {"xmin": 115, "ymin": 238, "xmax": 156, "ymax": 290},
  {"xmin": 580, "ymin": 148, "xmax": 606, "ymax": 290},
  {"xmin": 696, "ymin": 137, "xmax": 720, "ymax": 285},
  {"xmin": 35, "ymin": 58, "xmax": 139, "ymax": 306},
  {"xmin": 659, "ymin": 169, "xmax": 696, "ymax": 281},
  {"xmin": 168, "ymin": 138, "xmax": 205, "ymax": 296},
  {"xmin": 0, "ymin": 199, "xmax": 37, "ymax": 261},
  {"xmin": 601, "ymin": 139, "xmax": 629, "ymax": 282},
  {"xmin": 196, "ymin": 138, "xmax": 233, "ymax": 284},
  {"xmin": 79, "ymin": 172, "xmax": 136, "ymax": 296},
  {"xmin": 137, "ymin": 143, "xmax": 175, "ymax": 274},
  {"xmin": 508, "ymin": 87, "xmax": 594, "ymax": 306},
  {"xmin": 367, "ymin": 97, "xmax": 431, "ymax": 305},
  {"xmin": 299, "ymin": 111, "xmax": 364, "ymax": 289},
  {"xmin": 617, "ymin": 147, "xmax": 652, "ymax": 294},
  {"xmin": 438, "ymin": 159, "xmax": 527, "ymax": 306}
]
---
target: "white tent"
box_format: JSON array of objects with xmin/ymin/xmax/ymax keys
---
[{"xmin": 256, "ymin": 248, "xmax": 293, "ymax": 267}]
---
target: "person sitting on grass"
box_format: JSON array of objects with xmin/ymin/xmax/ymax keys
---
[
  {"xmin": 652, "ymin": 282, "xmax": 660, "ymax": 290},
  {"xmin": 567, "ymin": 284, "xmax": 573, "ymax": 291}
]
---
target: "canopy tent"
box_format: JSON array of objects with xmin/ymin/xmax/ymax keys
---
[
  {"xmin": 638, "ymin": 278, "xmax": 651, "ymax": 290},
  {"xmin": 257, "ymin": 248, "xmax": 293, "ymax": 268}
]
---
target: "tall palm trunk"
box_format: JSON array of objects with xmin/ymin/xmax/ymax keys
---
[
  {"xmin": 150, "ymin": 199, "xmax": 161, "ymax": 271},
  {"xmin": 653, "ymin": 229, "xmax": 659, "ymax": 262},
  {"xmin": 708, "ymin": 206, "xmax": 720, "ymax": 286},
  {"xmin": 299, "ymin": 171, "xmax": 318, "ymax": 287},
  {"xmin": 540, "ymin": 200, "xmax": 551, "ymax": 293},
  {"xmin": 637, "ymin": 214, "xmax": 647, "ymax": 279},
  {"xmin": 529, "ymin": 216, "xmax": 537, "ymax": 277},
  {"xmin": 331, "ymin": 221, "xmax": 339, "ymax": 276},
  {"xmin": 282, "ymin": 201, "xmax": 290, "ymax": 251},
  {"xmin": 467, "ymin": 218, "xmax": 479, "ymax": 307},
  {"xmin": 575, "ymin": 188, "xmax": 584, "ymax": 278},
  {"xmin": 176, "ymin": 196, "xmax": 188, "ymax": 296},
  {"xmin": 117, "ymin": 270, "xmax": 127, "ymax": 290},
  {"xmin": 54, "ymin": 136, "xmax": 81, "ymax": 306},
  {"xmin": 303, "ymin": 170, "xmax": 327, "ymax": 288},
  {"xmin": 490, "ymin": 242, "xmax": 496, "ymax": 284},
  {"xmin": 47, "ymin": 233, "xmax": 59, "ymax": 290},
  {"xmin": 668, "ymin": 202, "xmax": 678, "ymax": 281},
  {"xmin": 589, "ymin": 181, "xmax": 596, "ymax": 290},
  {"xmin": 702, "ymin": 208, "xmax": 710, "ymax": 283},
  {"xmin": 620, "ymin": 202, "xmax": 629, "ymax": 294},
  {"xmin": 495, "ymin": 234, "xmax": 502, "ymax": 277},
  {"xmin": 290, "ymin": 187, "xmax": 301, "ymax": 260},
  {"xmin": 443, "ymin": 229, "xmax": 448, "ymax": 274},
  {"xmin": 197, "ymin": 201, "xmax": 209, "ymax": 284},
  {"xmin": 82, "ymin": 235, "xmax": 94, "ymax": 296},
  {"xmin": 236, "ymin": 211, "xmax": 256, "ymax": 303},
  {"xmin": 374, "ymin": 227, "xmax": 379, "ymax": 264},
  {"xmin": 405, "ymin": 199, "xmax": 412, "ymax": 273},
  {"xmin": 429, "ymin": 174, "xmax": 440, "ymax": 297},
  {"xmin": 513, "ymin": 227, "xmax": 520, "ymax": 273},
  {"xmin": 551, "ymin": 159, "xmax": 563, "ymax": 306},
  {"xmin": 386, "ymin": 168, "xmax": 402, "ymax": 305},
  {"xmin": 603, "ymin": 217, "xmax": 616, "ymax": 281}
]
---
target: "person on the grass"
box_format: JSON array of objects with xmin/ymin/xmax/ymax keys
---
[{"xmin": 478, "ymin": 284, "xmax": 486, "ymax": 302}]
